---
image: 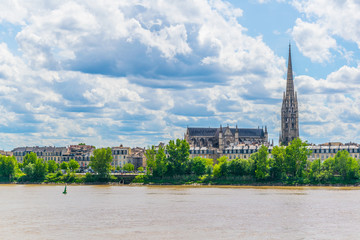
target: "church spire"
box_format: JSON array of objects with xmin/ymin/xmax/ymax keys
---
[
  {"xmin": 286, "ymin": 43, "xmax": 294, "ymax": 97},
  {"xmin": 280, "ymin": 44, "xmax": 299, "ymax": 146}
]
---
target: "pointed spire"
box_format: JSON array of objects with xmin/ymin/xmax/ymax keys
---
[{"xmin": 286, "ymin": 43, "xmax": 294, "ymax": 97}]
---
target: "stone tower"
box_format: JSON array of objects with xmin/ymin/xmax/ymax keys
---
[{"xmin": 280, "ymin": 44, "xmax": 299, "ymax": 146}]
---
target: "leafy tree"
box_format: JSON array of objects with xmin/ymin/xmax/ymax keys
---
[
  {"xmin": 190, "ymin": 157, "xmax": 207, "ymax": 176},
  {"xmin": 0, "ymin": 156, "xmax": 18, "ymax": 181},
  {"xmin": 123, "ymin": 163, "xmax": 135, "ymax": 172},
  {"xmin": 269, "ymin": 146, "xmax": 286, "ymax": 180},
  {"xmin": 284, "ymin": 138, "xmax": 311, "ymax": 178},
  {"xmin": 24, "ymin": 164, "xmax": 35, "ymax": 179},
  {"xmin": 138, "ymin": 166, "xmax": 144, "ymax": 172},
  {"xmin": 320, "ymin": 157, "xmax": 336, "ymax": 181},
  {"xmin": 24, "ymin": 158, "xmax": 47, "ymax": 181},
  {"xmin": 145, "ymin": 146, "xmax": 156, "ymax": 175},
  {"xmin": 228, "ymin": 158, "xmax": 249, "ymax": 176},
  {"xmin": 47, "ymin": 160, "xmax": 58, "ymax": 173},
  {"xmin": 213, "ymin": 156, "xmax": 228, "ymax": 178},
  {"xmin": 90, "ymin": 148, "xmax": 113, "ymax": 177},
  {"xmin": 68, "ymin": 159, "xmax": 80, "ymax": 172},
  {"xmin": 60, "ymin": 162, "xmax": 69, "ymax": 171},
  {"xmin": 252, "ymin": 146, "xmax": 269, "ymax": 180},
  {"xmin": 116, "ymin": 166, "xmax": 121, "ymax": 171},
  {"xmin": 23, "ymin": 152, "xmax": 37, "ymax": 167},
  {"xmin": 153, "ymin": 145, "xmax": 167, "ymax": 177},
  {"xmin": 309, "ymin": 159, "xmax": 321, "ymax": 181},
  {"xmin": 334, "ymin": 150, "xmax": 359, "ymax": 180},
  {"xmin": 33, "ymin": 158, "xmax": 48, "ymax": 181},
  {"xmin": 166, "ymin": 139, "xmax": 190, "ymax": 176}
]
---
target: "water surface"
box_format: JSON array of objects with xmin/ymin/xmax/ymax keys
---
[{"xmin": 1, "ymin": 185, "xmax": 359, "ymax": 239}]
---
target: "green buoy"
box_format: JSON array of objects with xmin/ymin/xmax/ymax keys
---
[{"xmin": 63, "ymin": 184, "xmax": 67, "ymax": 194}]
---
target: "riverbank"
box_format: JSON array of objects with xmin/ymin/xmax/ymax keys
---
[{"xmin": 3, "ymin": 173, "xmax": 360, "ymax": 187}]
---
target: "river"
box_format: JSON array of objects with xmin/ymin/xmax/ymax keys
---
[{"xmin": 0, "ymin": 185, "xmax": 359, "ymax": 239}]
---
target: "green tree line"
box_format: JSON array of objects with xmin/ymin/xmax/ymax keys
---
[{"xmin": 144, "ymin": 138, "xmax": 360, "ymax": 184}]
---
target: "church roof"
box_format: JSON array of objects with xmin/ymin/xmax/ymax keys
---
[
  {"xmin": 187, "ymin": 127, "xmax": 264, "ymax": 137},
  {"xmin": 187, "ymin": 128, "xmax": 218, "ymax": 136},
  {"xmin": 237, "ymin": 128, "xmax": 264, "ymax": 137}
]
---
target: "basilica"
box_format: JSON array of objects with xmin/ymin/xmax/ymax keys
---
[
  {"xmin": 185, "ymin": 125, "xmax": 268, "ymax": 150},
  {"xmin": 185, "ymin": 44, "xmax": 299, "ymax": 149}
]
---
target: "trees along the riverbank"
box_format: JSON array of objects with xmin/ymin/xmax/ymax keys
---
[
  {"xmin": 69, "ymin": 159, "xmax": 80, "ymax": 173},
  {"xmin": 166, "ymin": 139, "xmax": 190, "ymax": 176},
  {"xmin": 269, "ymin": 146, "xmax": 286, "ymax": 180},
  {"xmin": 254, "ymin": 145, "xmax": 270, "ymax": 180},
  {"xmin": 284, "ymin": 138, "xmax": 311, "ymax": 178},
  {"xmin": 0, "ymin": 155, "xmax": 18, "ymax": 181},
  {"xmin": 23, "ymin": 158, "xmax": 48, "ymax": 182},
  {"xmin": 47, "ymin": 160, "xmax": 59, "ymax": 173},
  {"xmin": 89, "ymin": 147, "xmax": 113, "ymax": 179},
  {"xmin": 123, "ymin": 163, "xmax": 135, "ymax": 172}
]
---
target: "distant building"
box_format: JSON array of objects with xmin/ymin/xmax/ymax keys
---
[
  {"xmin": 307, "ymin": 142, "xmax": 360, "ymax": 161},
  {"xmin": 12, "ymin": 146, "xmax": 67, "ymax": 163},
  {"xmin": 0, "ymin": 150, "xmax": 13, "ymax": 157},
  {"xmin": 189, "ymin": 144, "xmax": 273, "ymax": 162},
  {"xmin": 111, "ymin": 145, "xmax": 146, "ymax": 169},
  {"xmin": 62, "ymin": 145, "xmax": 95, "ymax": 168},
  {"xmin": 111, "ymin": 145, "xmax": 131, "ymax": 168},
  {"xmin": 185, "ymin": 125, "xmax": 268, "ymax": 150}
]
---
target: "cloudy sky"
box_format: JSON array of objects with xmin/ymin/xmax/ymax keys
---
[{"xmin": 0, "ymin": 0, "xmax": 359, "ymax": 150}]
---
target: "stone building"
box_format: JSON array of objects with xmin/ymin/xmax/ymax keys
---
[
  {"xmin": 280, "ymin": 44, "xmax": 299, "ymax": 146},
  {"xmin": 62, "ymin": 145, "xmax": 95, "ymax": 168},
  {"xmin": 185, "ymin": 125, "xmax": 268, "ymax": 150},
  {"xmin": 12, "ymin": 146, "xmax": 67, "ymax": 163}
]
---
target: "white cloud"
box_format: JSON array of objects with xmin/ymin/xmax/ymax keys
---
[
  {"xmin": 0, "ymin": 0, "xmax": 315, "ymax": 149},
  {"xmin": 292, "ymin": 18, "xmax": 336, "ymax": 63},
  {"xmin": 292, "ymin": 0, "xmax": 360, "ymax": 62}
]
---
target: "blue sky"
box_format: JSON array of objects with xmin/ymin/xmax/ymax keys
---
[{"xmin": 0, "ymin": 0, "xmax": 360, "ymax": 150}]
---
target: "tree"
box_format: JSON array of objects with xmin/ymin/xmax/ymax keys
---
[
  {"xmin": 123, "ymin": 163, "xmax": 135, "ymax": 172},
  {"xmin": 269, "ymin": 146, "xmax": 286, "ymax": 180},
  {"xmin": 24, "ymin": 158, "xmax": 47, "ymax": 181},
  {"xmin": 190, "ymin": 157, "xmax": 207, "ymax": 176},
  {"xmin": 90, "ymin": 148, "xmax": 113, "ymax": 177},
  {"xmin": 145, "ymin": 146, "xmax": 156, "ymax": 175},
  {"xmin": 213, "ymin": 156, "xmax": 228, "ymax": 178},
  {"xmin": 284, "ymin": 138, "xmax": 311, "ymax": 178},
  {"xmin": 60, "ymin": 162, "xmax": 69, "ymax": 171},
  {"xmin": 23, "ymin": 152, "xmax": 37, "ymax": 167},
  {"xmin": 166, "ymin": 139, "xmax": 190, "ymax": 176},
  {"xmin": 334, "ymin": 150, "xmax": 359, "ymax": 180},
  {"xmin": 153, "ymin": 145, "xmax": 167, "ymax": 177},
  {"xmin": 47, "ymin": 160, "xmax": 58, "ymax": 173},
  {"xmin": 68, "ymin": 159, "xmax": 80, "ymax": 172},
  {"xmin": 228, "ymin": 158, "xmax": 249, "ymax": 176},
  {"xmin": 0, "ymin": 156, "xmax": 17, "ymax": 181},
  {"xmin": 138, "ymin": 166, "xmax": 144, "ymax": 172},
  {"xmin": 309, "ymin": 159, "xmax": 321, "ymax": 181},
  {"xmin": 254, "ymin": 145, "xmax": 269, "ymax": 180}
]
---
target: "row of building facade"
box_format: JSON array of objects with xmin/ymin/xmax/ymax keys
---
[
  {"xmin": 187, "ymin": 142, "xmax": 360, "ymax": 162},
  {"xmin": 5, "ymin": 141, "xmax": 360, "ymax": 171},
  {"xmin": 11, "ymin": 144, "xmax": 145, "ymax": 170}
]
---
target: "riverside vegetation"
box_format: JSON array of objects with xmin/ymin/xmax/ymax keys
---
[
  {"xmin": 135, "ymin": 138, "xmax": 360, "ymax": 185},
  {"xmin": 1, "ymin": 139, "xmax": 360, "ymax": 185}
]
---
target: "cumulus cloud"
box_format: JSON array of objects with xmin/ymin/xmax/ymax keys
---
[
  {"xmin": 0, "ymin": 0, "xmax": 301, "ymax": 149},
  {"xmin": 292, "ymin": 0, "xmax": 360, "ymax": 63}
]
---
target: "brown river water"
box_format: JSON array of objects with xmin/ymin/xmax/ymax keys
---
[{"xmin": 1, "ymin": 184, "xmax": 360, "ymax": 240}]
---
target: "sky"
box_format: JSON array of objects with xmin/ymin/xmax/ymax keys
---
[{"xmin": 0, "ymin": 0, "xmax": 360, "ymax": 150}]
